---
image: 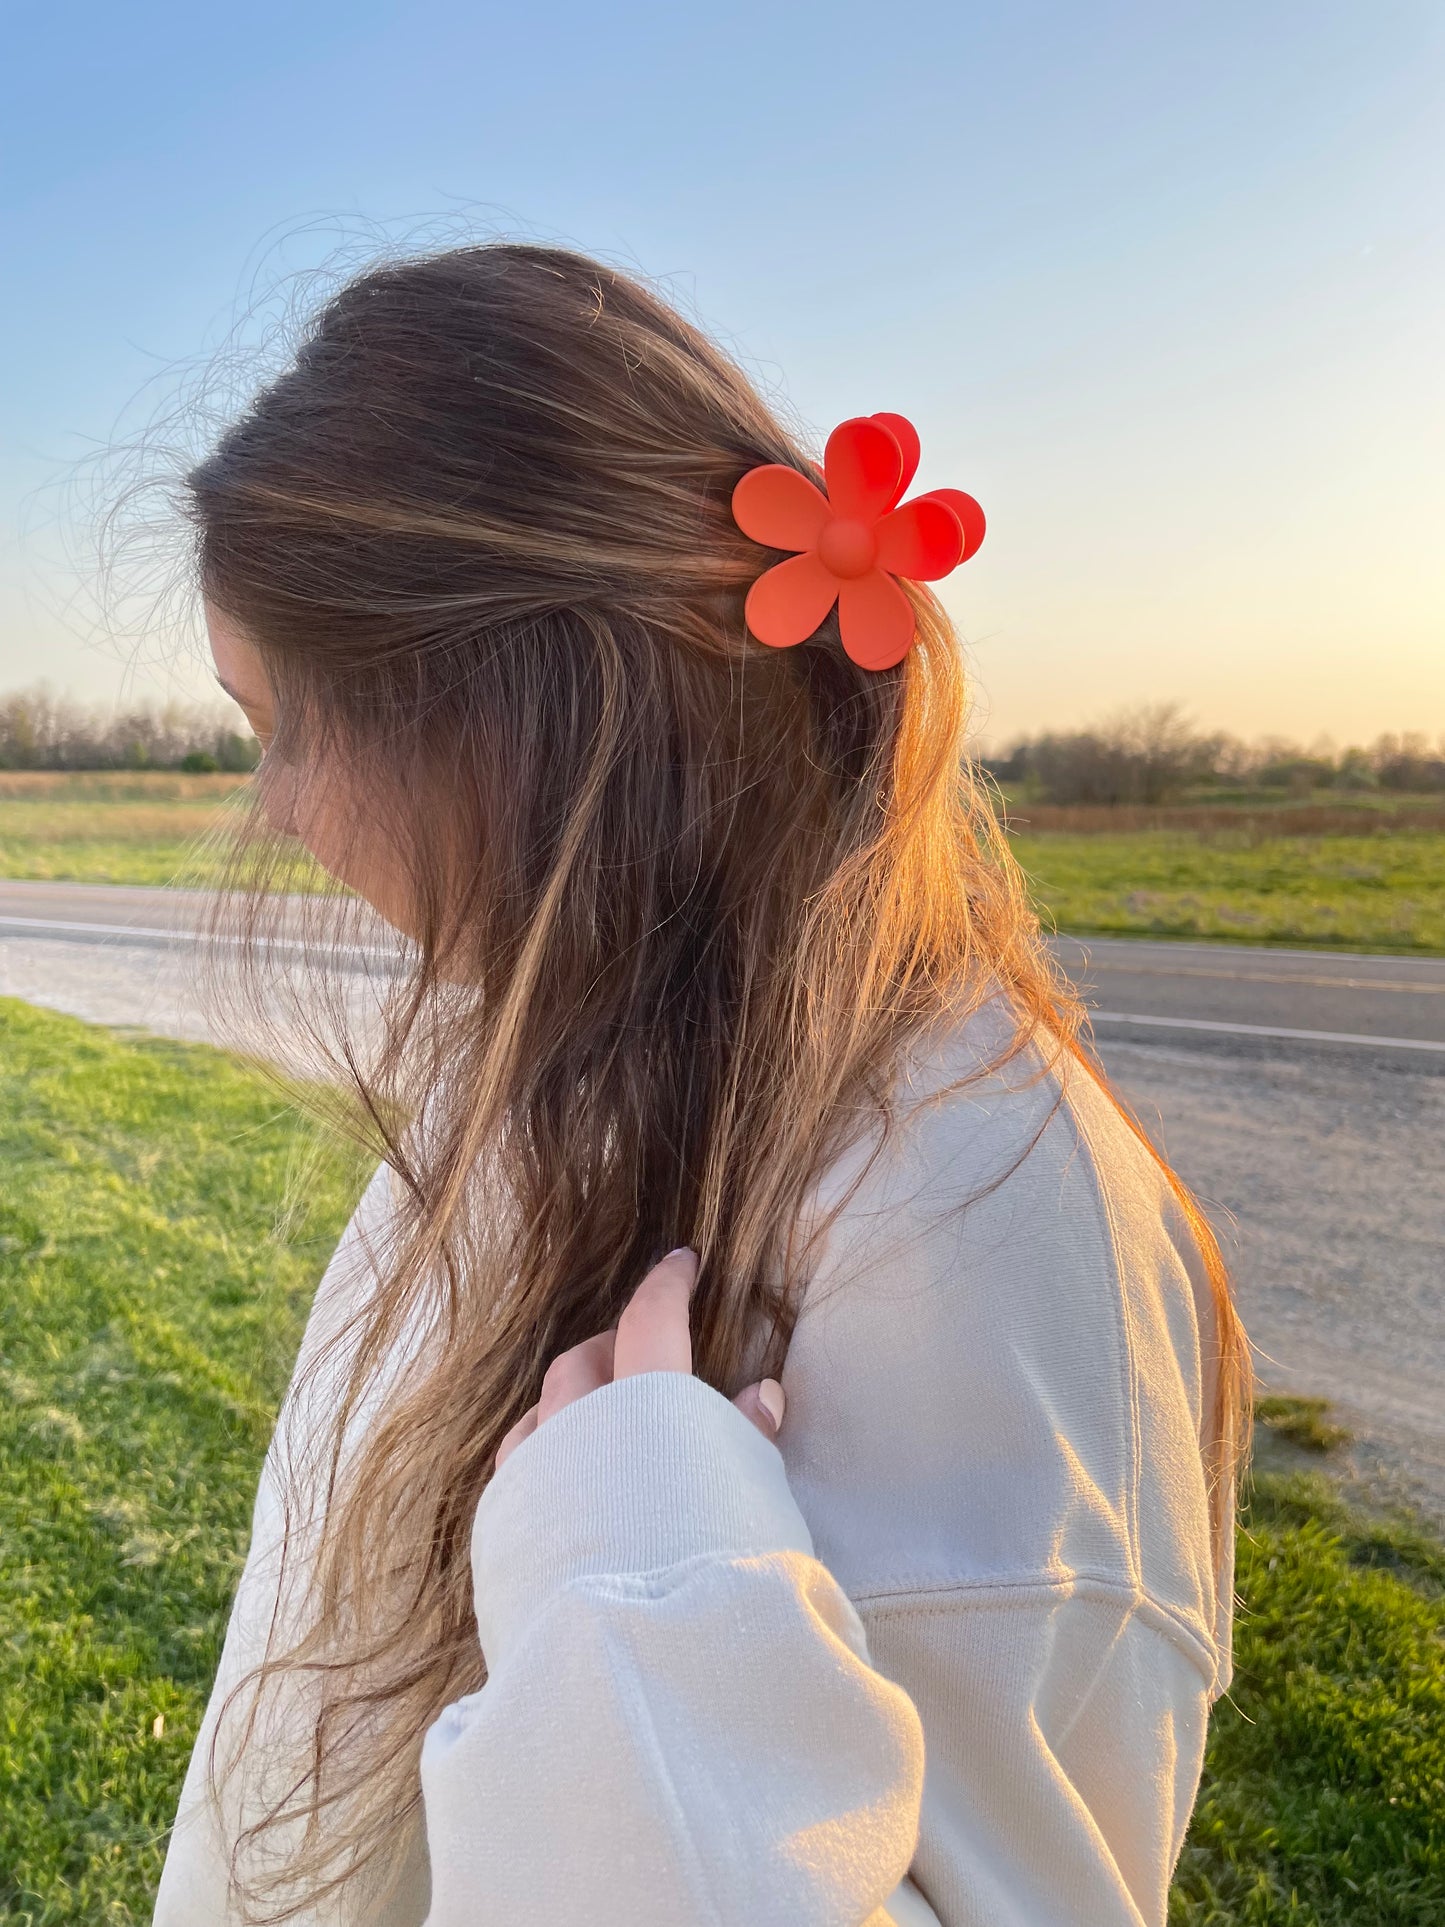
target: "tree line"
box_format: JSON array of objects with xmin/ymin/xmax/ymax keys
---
[
  {"xmin": 0, "ymin": 686, "xmax": 260, "ymax": 773},
  {"xmin": 981, "ymin": 704, "xmax": 1445, "ymax": 806},
  {"xmin": 3, "ymin": 686, "xmax": 1442, "ymax": 803}
]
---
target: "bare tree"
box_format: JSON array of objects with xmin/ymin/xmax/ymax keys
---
[
  {"xmin": 0, "ymin": 684, "xmax": 259, "ymax": 772},
  {"xmin": 980, "ymin": 712, "xmax": 1445, "ymax": 801}
]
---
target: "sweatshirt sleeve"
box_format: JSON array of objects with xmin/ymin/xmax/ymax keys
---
[{"xmin": 418, "ymin": 1370, "xmax": 944, "ymax": 1927}]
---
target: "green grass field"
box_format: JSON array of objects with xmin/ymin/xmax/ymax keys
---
[
  {"xmin": 2, "ymin": 774, "xmax": 1443, "ymax": 953},
  {"xmin": 0, "ymin": 774, "xmax": 248, "ymax": 888},
  {"xmin": 1010, "ymin": 829, "xmax": 1445, "ymax": 953},
  {"xmin": 1172, "ymin": 1468, "xmax": 1445, "ymax": 1925},
  {"xmin": 2, "ymin": 998, "xmax": 1442, "ymax": 1923},
  {"xmin": 0, "ymin": 1000, "xmax": 368, "ymax": 1923}
]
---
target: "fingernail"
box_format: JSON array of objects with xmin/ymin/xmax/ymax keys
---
[
  {"xmin": 665, "ymin": 1245, "xmax": 699, "ymax": 1292},
  {"xmin": 757, "ymin": 1378, "xmax": 785, "ymax": 1431}
]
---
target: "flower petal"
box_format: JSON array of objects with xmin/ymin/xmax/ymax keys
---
[
  {"xmin": 823, "ymin": 418, "xmax": 904, "ymax": 523},
  {"xmin": 870, "ymin": 413, "xmax": 921, "ymax": 507},
  {"xmin": 874, "ymin": 498, "xmax": 965, "ymax": 581},
  {"xmin": 731, "ymin": 464, "xmax": 831, "ymax": 553},
  {"xmin": 914, "ymin": 488, "xmax": 986, "ymax": 561},
  {"xmin": 744, "ymin": 552, "xmax": 841, "ymax": 648},
  {"xmin": 837, "ymin": 570, "xmax": 917, "ymax": 671}
]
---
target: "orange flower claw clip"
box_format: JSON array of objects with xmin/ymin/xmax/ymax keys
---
[{"xmin": 732, "ymin": 413, "xmax": 985, "ymax": 671}]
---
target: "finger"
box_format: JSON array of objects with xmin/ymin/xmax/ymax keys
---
[
  {"xmin": 495, "ymin": 1404, "xmax": 539, "ymax": 1471},
  {"xmin": 536, "ymin": 1327, "xmax": 617, "ymax": 1426},
  {"xmin": 613, "ymin": 1247, "xmax": 697, "ymax": 1380},
  {"xmin": 732, "ymin": 1378, "xmax": 786, "ymax": 1443}
]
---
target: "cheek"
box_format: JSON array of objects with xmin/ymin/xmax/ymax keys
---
[
  {"xmin": 273, "ymin": 765, "xmax": 418, "ymax": 935},
  {"xmin": 258, "ymin": 759, "xmax": 348, "ymax": 872},
  {"xmin": 259, "ymin": 762, "xmax": 302, "ymax": 840},
  {"xmin": 287, "ymin": 773, "xmax": 355, "ymax": 878}
]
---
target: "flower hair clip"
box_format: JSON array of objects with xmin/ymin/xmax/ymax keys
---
[{"xmin": 731, "ymin": 413, "xmax": 985, "ymax": 671}]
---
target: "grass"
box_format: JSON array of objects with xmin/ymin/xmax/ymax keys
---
[
  {"xmin": 0, "ymin": 998, "xmax": 367, "ymax": 1925},
  {"xmin": 1172, "ymin": 1470, "xmax": 1445, "ymax": 1925},
  {"xmin": 1009, "ymin": 829, "xmax": 1445, "ymax": 953},
  {"xmin": 997, "ymin": 793, "xmax": 1445, "ymax": 833},
  {"xmin": 1255, "ymin": 1395, "xmax": 1355, "ymax": 1456},
  {"xmin": 0, "ymin": 774, "xmax": 250, "ymax": 889},
  {"xmin": 0, "ymin": 998, "xmax": 1441, "ymax": 1922},
  {"xmin": 2, "ymin": 774, "xmax": 1443, "ymax": 955}
]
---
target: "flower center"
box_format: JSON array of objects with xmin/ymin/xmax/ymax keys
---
[{"xmin": 817, "ymin": 518, "xmax": 877, "ymax": 579}]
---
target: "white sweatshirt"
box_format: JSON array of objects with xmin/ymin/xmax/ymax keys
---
[{"xmin": 154, "ymin": 1002, "xmax": 1233, "ymax": 1925}]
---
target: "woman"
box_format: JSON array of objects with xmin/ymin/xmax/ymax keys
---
[{"xmin": 154, "ymin": 240, "xmax": 1248, "ymax": 1925}]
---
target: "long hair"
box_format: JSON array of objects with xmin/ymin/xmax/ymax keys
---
[{"xmin": 183, "ymin": 241, "xmax": 1250, "ymax": 1920}]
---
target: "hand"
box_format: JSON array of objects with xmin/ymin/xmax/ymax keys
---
[{"xmin": 495, "ymin": 1248, "xmax": 786, "ymax": 1470}]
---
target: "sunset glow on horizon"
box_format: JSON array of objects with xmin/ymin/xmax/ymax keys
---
[{"xmin": 3, "ymin": 1, "xmax": 1441, "ymax": 747}]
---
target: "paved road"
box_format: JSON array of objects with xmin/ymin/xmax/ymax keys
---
[
  {"xmin": 1054, "ymin": 933, "xmax": 1445, "ymax": 1053},
  {"xmin": 6, "ymin": 882, "xmax": 1444, "ymax": 1048},
  {"xmin": 0, "ymin": 879, "xmax": 317, "ymax": 946},
  {"xmin": 4, "ymin": 881, "xmax": 1442, "ymax": 1519},
  {"xmin": 0, "ymin": 880, "xmax": 215, "ymax": 930}
]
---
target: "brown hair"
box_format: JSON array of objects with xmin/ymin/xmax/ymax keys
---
[{"xmin": 184, "ymin": 240, "xmax": 1250, "ymax": 1920}]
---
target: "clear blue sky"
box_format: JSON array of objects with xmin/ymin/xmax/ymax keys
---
[{"xmin": 4, "ymin": 0, "xmax": 1441, "ymax": 745}]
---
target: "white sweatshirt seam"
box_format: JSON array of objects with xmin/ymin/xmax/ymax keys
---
[
  {"xmin": 852, "ymin": 1571, "xmax": 1219, "ymax": 1683},
  {"xmin": 535, "ymin": 1548, "xmax": 821, "ymax": 1603},
  {"xmin": 479, "ymin": 1557, "xmax": 1215, "ymax": 1690},
  {"xmin": 1065, "ymin": 1087, "xmax": 1147, "ymax": 1593}
]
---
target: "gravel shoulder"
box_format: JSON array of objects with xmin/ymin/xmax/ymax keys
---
[{"xmin": 1103, "ymin": 1033, "xmax": 1445, "ymax": 1522}]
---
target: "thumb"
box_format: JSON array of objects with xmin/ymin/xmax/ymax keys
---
[{"xmin": 732, "ymin": 1377, "xmax": 786, "ymax": 1443}]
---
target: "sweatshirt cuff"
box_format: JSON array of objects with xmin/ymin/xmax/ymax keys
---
[{"xmin": 470, "ymin": 1371, "xmax": 815, "ymax": 1671}]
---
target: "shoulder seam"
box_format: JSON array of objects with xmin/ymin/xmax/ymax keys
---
[{"xmin": 1061, "ymin": 1075, "xmax": 1146, "ymax": 1592}]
